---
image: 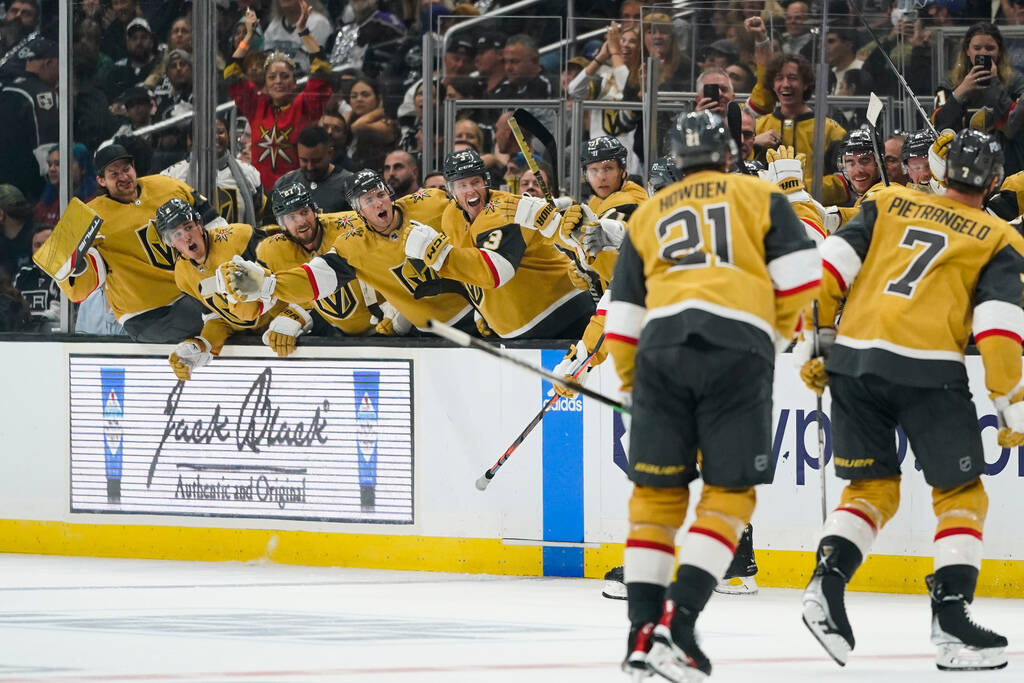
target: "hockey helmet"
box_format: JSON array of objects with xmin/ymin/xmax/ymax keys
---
[
  {"xmin": 902, "ymin": 129, "xmax": 937, "ymax": 163},
  {"xmin": 581, "ymin": 136, "xmax": 627, "ymax": 168},
  {"xmin": 345, "ymin": 169, "xmax": 393, "ymax": 212},
  {"xmin": 666, "ymin": 110, "xmax": 735, "ymax": 174},
  {"xmin": 271, "ymin": 181, "xmax": 317, "ymax": 222},
  {"xmin": 647, "ymin": 156, "xmax": 678, "ymax": 194},
  {"xmin": 840, "ymin": 127, "xmax": 879, "ymax": 157},
  {"xmin": 155, "ymin": 197, "xmax": 200, "ymax": 246},
  {"xmin": 443, "ymin": 149, "xmax": 488, "ymax": 184},
  {"xmin": 946, "ymin": 129, "xmax": 1004, "ymax": 189}
]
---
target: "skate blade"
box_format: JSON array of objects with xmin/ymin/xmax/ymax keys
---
[
  {"xmin": 603, "ymin": 580, "xmax": 628, "ymax": 600},
  {"xmin": 714, "ymin": 576, "xmax": 759, "ymax": 596},
  {"xmin": 802, "ymin": 600, "xmax": 849, "ymax": 666},
  {"xmin": 646, "ymin": 641, "xmax": 708, "ymax": 683},
  {"xmin": 935, "ymin": 644, "xmax": 1008, "ymax": 671}
]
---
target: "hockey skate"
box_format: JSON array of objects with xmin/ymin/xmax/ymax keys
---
[
  {"xmin": 927, "ymin": 573, "xmax": 1008, "ymax": 671},
  {"xmin": 603, "ymin": 565, "xmax": 627, "ymax": 600},
  {"xmin": 646, "ymin": 601, "xmax": 711, "ymax": 683},
  {"xmin": 802, "ymin": 547, "xmax": 855, "ymax": 666},
  {"xmin": 622, "ymin": 621, "xmax": 654, "ymax": 681},
  {"xmin": 715, "ymin": 524, "xmax": 758, "ymax": 596}
]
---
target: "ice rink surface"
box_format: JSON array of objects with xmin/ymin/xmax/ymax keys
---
[{"xmin": 0, "ymin": 554, "xmax": 1019, "ymax": 682}]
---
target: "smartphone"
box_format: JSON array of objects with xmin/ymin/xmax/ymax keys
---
[
  {"xmin": 703, "ymin": 83, "xmax": 720, "ymax": 101},
  {"xmin": 975, "ymin": 54, "xmax": 993, "ymax": 85}
]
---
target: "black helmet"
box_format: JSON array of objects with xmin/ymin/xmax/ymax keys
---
[
  {"xmin": 443, "ymin": 149, "xmax": 488, "ymax": 184},
  {"xmin": 902, "ymin": 129, "xmax": 937, "ymax": 164},
  {"xmin": 840, "ymin": 127, "xmax": 878, "ymax": 157},
  {"xmin": 647, "ymin": 156, "xmax": 678, "ymax": 193},
  {"xmin": 946, "ymin": 129, "xmax": 1004, "ymax": 189},
  {"xmin": 345, "ymin": 169, "xmax": 392, "ymax": 211},
  {"xmin": 666, "ymin": 110, "xmax": 734, "ymax": 173},
  {"xmin": 581, "ymin": 136, "xmax": 627, "ymax": 168},
  {"xmin": 155, "ymin": 197, "xmax": 199, "ymax": 245},
  {"xmin": 271, "ymin": 181, "xmax": 316, "ymax": 221}
]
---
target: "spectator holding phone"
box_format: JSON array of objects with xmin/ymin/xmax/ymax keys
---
[
  {"xmin": 694, "ymin": 68, "xmax": 735, "ymax": 116},
  {"xmin": 933, "ymin": 22, "xmax": 1024, "ymax": 174}
]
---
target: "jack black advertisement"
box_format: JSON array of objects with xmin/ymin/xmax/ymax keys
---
[{"xmin": 69, "ymin": 356, "xmax": 414, "ymax": 523}]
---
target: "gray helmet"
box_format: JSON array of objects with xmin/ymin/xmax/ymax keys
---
[
  {"xmin": 271, "ymin": 181, "xmax": 316, "ymax": 222},
  {"xmin": 581, "ymin": 136, "xmax": 627, "ymax": 168},
  {"xmin": 443, "ymin": 149, "xmax": 488, "ymax": 184},
  {"xmin": 946, "ymin": 129, "xmax": 1004, "ymax": 189},
  {"xmin": 155, "ymin": 197, "xmax": 199, "ymax": 246},
  {"xmin": 345, "ymin": 169, "xmax": 393, "ymax": 212},
  {"xmin": 647, "ymin": 156, "xmax": 678, "ymax": 194},
  {"xmin": 666, "ymin": 111, "xmax": 735, "ymax": 174},
  {"xmin": 902, "ymin": 129, "xmax": 937, "ymax": 164}
]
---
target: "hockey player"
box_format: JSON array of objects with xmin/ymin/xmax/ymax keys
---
[
  {"xmin": 903, "ymin": 129, "xmax": 939, "ymax": 194},
  {"xmin": 49, "ymin": 144, "xmax": 222, "ymax": 343},
  {"xmin": 216, "ymin": 171, "xmax": 474, "ymax": 335},
  {"xmin": 403, "ymin": 149, "xmax": 594, "ymax": 339},
  {"xmin": 796, "ymin": 129, "xmax": 1019, "ymax": 672},
  {"xmin": 156, "ymin": 198, "xmax": 311, "ymax": 381},
  {"xmin": 607, "ymin": 111, "xmax": 820, "ymax": 681},
  {"xmin": 647, "ymin": 156, "xmax": 678, "ymax": 195},
  {"xmin": 257, "ymin": 182, "xmax": 375, "ymax": 336}
]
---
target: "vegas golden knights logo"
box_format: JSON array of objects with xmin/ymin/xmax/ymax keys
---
[
  {"xmin": 206, "ymin": 294, "xmax": 259, "ymax": 328},
  {"xmin": 391, "ymin": 260, "xmax": 440, "ymax": 295},
  {"xmin": 465, "ymin": 284, "xmax": 484, "ymax": 306},
  {"xmin": 315, "ymin": 281, "xmax": 359, "ymax": 320},
  {"xmin": 136, "ymin": 220, "xmax": 176, "ymax": 271},
  {"xmin": 217, "ymin": 187, "xmax": 241, "ymax": 224}
]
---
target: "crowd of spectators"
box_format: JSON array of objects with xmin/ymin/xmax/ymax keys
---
[{"xmin": 2, "ymin": 0, "xmax": 1024, "ymax": 334}]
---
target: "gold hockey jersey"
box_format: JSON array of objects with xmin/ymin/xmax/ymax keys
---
[
  {"xmin": 586, "ymin": 180, "xmax": 649, "ymax": 282},
  {"xmin": 820, "ymin": 184, "xmax": 1024, "ymax": 392},
  {"xmin": 257, "ymin": 215, "xmax": 374, "ymax": 335},
  {"xmin": 432, "ymin": 189, "xmax": 594, "ymax": 338},
  {"xmin": 605, "ymin": 170, "xmax": 820, "ymax": 389},
  {"xmin": 58, "ymin": 175, "xmax": 201, "ymax": 322}
]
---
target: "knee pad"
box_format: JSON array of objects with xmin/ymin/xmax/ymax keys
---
[
  {"xmin": 838, "ymin": 476, "xmax": 901, "ymax": 530},
  {"xmin": 933, "ymin": 477, "xmax": 988, "ymax": 536},
  {"xmin": 692, "ymin": 485, "xmax": 756, "ymax": 547}
]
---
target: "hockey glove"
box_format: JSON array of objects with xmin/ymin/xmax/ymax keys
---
[
  {"xmin": 474, "ymin": 311, "xmax": 493, "ymax": 337},
  {"xmin": 549, "ymin": 339, "xmax": 608, "ymax": 399},
  {"xmin": 404, "ymin": 221, "xmax": 452, "ymax": 271},
  {"xmin": 261, "ymin": 304, "xmax": 312, "ymax": 357},
  {"xmin": 928, "ymin": 129, "xmax": 956, "ymax": 190},
  {"xmin": 581, "ymin": 217, "xmax": 626, "ymax": 257},
  {"xmin": 791, "ymin": 325, "xmax": 836, "ymax": 395},
  {"xmin": 552, "ymin": 196, "xmax": 575, "ymax": 211},
  {"xmin": 217, "ymin": 255, "xmax": 275, "ymax": 303},
  {"xmin": 375, "ymin": 302, "xmax": 412, "ymax": 336},
  {"xmin": 993, "ymin": 385, "xmax": 1024, "ymax": 447},
  {"xmin": 567, "ymin": 263, "xmax": 597, "ymax": 292},
  {"xmin": 168, "ymin": 337, "xmax": 213, "ymax": 381},
  {"xmin": 766, "ymin": 145, "xmax": 812, "ymax": 204}
]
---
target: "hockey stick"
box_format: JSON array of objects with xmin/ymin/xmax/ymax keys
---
[
  {"xmin": 476, "ymin": 339, "xmax": 604, "ymax": 491},
  {"xmin": 508, "ymin": 116, "xmax": 555, "ymax": 205},
  {"xmin": 726, "ymin": 101, "xmax": 752, "ymax": 175},
  {"xmin": 812, "ymin": 301, "xmax": 828, "ymax": 523},
  {"xmin": 866, "ymin": 93, "xmax": 890, "ymax": 187},
  {"xmin": 427, "ymin": 319, "xmax": 629, "ymax": 414},
  {"xmin": 511, "ymin": 108, "xmax": 560, "ymax": 197}
]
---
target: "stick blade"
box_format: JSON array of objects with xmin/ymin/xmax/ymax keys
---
[{"xmin": 866, "ymin": 93, "xmax": 884, "ymax": 128}]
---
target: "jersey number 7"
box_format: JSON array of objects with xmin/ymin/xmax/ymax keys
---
[{"xmin": 884, "ymin": 226, "xmax": 947, "ymax": 298}]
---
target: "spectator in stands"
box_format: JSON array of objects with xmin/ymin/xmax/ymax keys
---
[
  {"xmin": 618, "ymin": 0, "xmax": 647, "ymax": 33},
  {"xmin": 423, "ymin": 171, "xmax": 445, "ymax": 189},
  {"xmin": 275, "ymin": 124, "xmax": 353, "ymax": 212},
  {"xmin": 727, "ymin": 62, "xmax": 756, "ymax": 93},
  {"xmin": 473, "ymin": 32, "xmax": 506, "ymax": 96},
  {"xmin": 0, "ymin": 270, "xmax": 30, "ymax": 331},
  {"xmin": 108, "ymin": 86, "xmax": 157, "ymax": 141},
  {"xmin": 345, "ymin": 76, "xmax": 399, "ymax": 172},
  {"xmin": 884, "ymin": 133, "xmax": 909, "ymax": 185},
  {"xmin": 833, "ymin": 68, "xmax": 874, "ymax": 131},
  {"xmin": 34, "ymin": 144, "xmax": 98, "ymax": 227},
  {"xmin": 701, "ymin": 39, "xmax": 740, "ymax": 72},
  {"xmin": 167, "ymin": 16, "xmax": 192, "ymax": 53},
  {"xmin": 0, "ymin": 37, "xmax": 59, "ymax": 200},
  {"xmin": 453, "ymin": 119, "xmax": 485, "ymax": 154},
  {"xmin": 0, "ymin": 184, "xmax": 36, "ymax": 281},
  {"xmin": 102, "ymin": 18, "xmax": 159, "ymax": 101},
  {"xmin": 642, "ymin": 12, "xmax": 688, "ymax": 91},
  {"xmin": 230, "ymin": 12, "xmax": 266, "ymax": 55},
  {"xmin": 827, "ymin": 28, "xmax": 864, "ymax": 95},
  {"xmin": 153, "ymin": 49, "xmax": 194, "ymax": 120},
  {"xmin": 229, "ymin": 5, "xmax": 332, "ymax": 191},
  {"xmin": 493, "ymin": 34, "xmax": 554, "ymax": 99},
  {"xmin": 924, "ymin": 0, "xmax": 961, "ymax": 27},
  {"xmin": 162, "ymin": 117, "xmax": 265, "ymax": 226},
  {"xmin": 383, "ymin": 149, "xmax": 420, "ymax": 197},
  {"xmin": 14, "ymin": 223, "xmax": 59, "ymax": 332},
  {"xmin": 695, "ymin": 68, "xmax": 736, "ymax": 116},
  {"xmin": 445, "ymin": 37, "xmax": 474, "ymax": 78},
  {"xmin": 265, "ymin": 0, "xmax": 333, "ymax": 73},
  {"xmin": 101, "ymin": 0, "xmax": 143, "ymax": 63},
  {"xmin": 519, "ymin": 161, "xmax": 554, "ymax": 199},
  {"xmin": 319, "ymin": 104, "xmax": 353, "ymax": 169},
  {"xmin": 781, "ymin": 0, "xmax": 814, "ymax": 59},
  {"xmin": 998, "ymin": 0, "xmax": 1024, "ymax": 76},
  {"xmin": 0, "ymin": 0, "xmax": 41, "ymax": 79},
  {"xmin": 935, "ymin": 22, "xmax": 1024, "ymax": 175},
  {"xmin": 739, "ymin": 105, "xmax": 756, "ymax": 160}
]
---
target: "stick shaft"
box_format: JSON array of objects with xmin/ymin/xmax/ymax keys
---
[
  {"xmin": 812, "ymin": 302, "xmax": 828, "ymax": 522},
  {"xmin": 508, "ymin": 116, "xmax": 555, "ymax": 204}
]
